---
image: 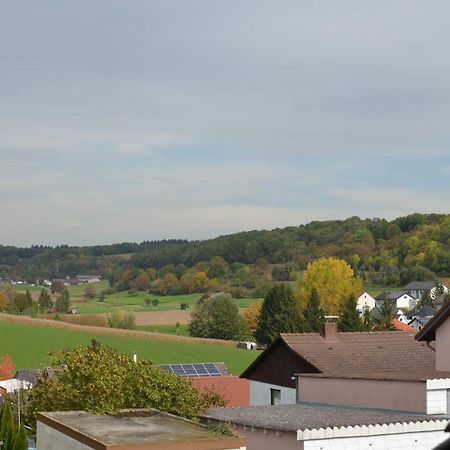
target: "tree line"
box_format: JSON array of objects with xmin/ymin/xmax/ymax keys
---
[{"xmin": 2, "ymin": 213, "xmax": 450, "ymax": 286}]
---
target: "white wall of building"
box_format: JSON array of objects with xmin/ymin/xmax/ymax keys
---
[
  {"xmin": 303, "ymin": 430, "xmax": 448, "ymax": 450},
  {"xmin": 426, "ymin": 378, "xmax": 450, "ymax": 414},
  {"xmin": 357, "ymin": 292, "xmax": 375, "ymax": 313},
  {"xmin": 396, "ymin": 293, "xmax": 415, "ymax": 310},
  {"xmin": 249, "ymin": 380, "xmax": 296, "ymax": 406}
]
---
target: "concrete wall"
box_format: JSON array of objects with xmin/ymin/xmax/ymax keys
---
[
  {"xmin": 250, "ymin": 380, "xmax": 296, "ymax": 406},
  {"xmin": 37, "ymin": 422, "xmax": 92, "ymax": 450},
  {"xmin": 303, "ymin": 430, "xmax": 448, "ymax": 450},
  {"xmin": 436, "ymin": 318, "xmax": 450, "ymax": 371},
  {"xmin": 298, "ymin": 376, "xmax": 427, "ymax": 413}
]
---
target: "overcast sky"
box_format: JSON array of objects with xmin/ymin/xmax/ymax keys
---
[{"xmin": 1, "ymin": 1, "xmax": 450, "ymax": 246}]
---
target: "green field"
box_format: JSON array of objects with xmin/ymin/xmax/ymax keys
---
[
  {"xmin": 73, "ymin": 292, "xmax": 260, "ymax": 315},
  {"xmin": 11, "ymin": 284, "xmax": 48, "ymax": 293},
  {"xmin": 67, "ymin": 280, "xmax": 110, "ymax": 297},
  {"xmin": 0, "ymin": 321, "xmax": 258, "ymax": 375},
  {"xmin": 137, "ymin": 324, "xmax": 190, "ymax": 336},
  {"xmin": 364, "ymin": 286, "xmax": 398, "ymax": 296},
  {"xmin": 73, "ymin": 302, "xmax": 154, "ymax": 314}
]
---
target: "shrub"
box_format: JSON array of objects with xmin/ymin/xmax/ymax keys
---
[{"xmin": 107, "ymin": 310, "xmax": 136, "ymax": 329}]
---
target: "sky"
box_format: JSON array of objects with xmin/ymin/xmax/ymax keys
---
[{"xmin": 1, "ymin": 1, "xmax": 450, "ymax": 247}]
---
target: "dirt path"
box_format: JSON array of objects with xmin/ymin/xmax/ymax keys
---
[
  {"xmin": 0, "ymin": 313, "xmax": 236, "ymax": 347},
  {"xmin": 133, "ymin": 310, "xmax": 191, "ymax": 325}
]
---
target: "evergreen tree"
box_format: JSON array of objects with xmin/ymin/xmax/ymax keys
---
[
  {"xmin": 38, "ymin": 289, "xmax": 52, "ymax": 311},
  {"xmin": 255, "ymin": 284, "xmax": 302, "ymax": 344},
  {"xmin": 338, "ymin": 295, "xmax": 363, "ymax": 332},
  {"xmin": 362, "ymin": 306, "xmax": 372, "ymax": 331},
  {"xmin": 302, "ymin": 288, "xmax": 325, "ymax": 332},
  {"xmin": 0, "ymin": 400, "xmax": 14, "ymax": 450},
  {"xmin": 55, "ymin": 289, "xmax": 70, "ymax": 313},
  {"xmin": 12, "ymin": 424, "xmax": 27, "ymax": 450}
]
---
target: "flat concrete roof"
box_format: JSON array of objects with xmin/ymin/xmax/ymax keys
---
[{"xmin": 38, "ymin": 409, "xmax": 244, "ymax": 449}]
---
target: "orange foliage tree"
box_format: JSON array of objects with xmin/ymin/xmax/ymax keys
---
[{"xmin": 0, "ymin": 354, "xmax": 15, "ymax": 380}]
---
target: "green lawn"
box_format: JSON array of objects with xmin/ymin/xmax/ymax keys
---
[
  {"xmin": 70, "ymin": 302, "xmax": 154, "ymax": 314},
  {"xmin": 0, "ymin": 320, "xmax": 258, "ymax": 375},
  {"xmin": 74, "ymin": 292, "xmax": 261, "ymax": 315},
  {"xmin": 364, "ymin": 286, "xmax": 399, "ymax": 296},
  {"xmin": 107, "ymin": 292, "xmax": 201, "ymax": 309},
  {"xmin": 137, "ymin": 324, "xmax": 190, "ymax": 336},
  {"xmin": 12, "ymin": 284, "xmax": 48, "ymax": 293},
  {"xmin": 67, "ymin": 280, "xmax": 110, "ymax": 297}
]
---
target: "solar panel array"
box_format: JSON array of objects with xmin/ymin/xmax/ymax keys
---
[{"xmin": 159, "ymin": 363, "xmax": 221, "ymax": 377}]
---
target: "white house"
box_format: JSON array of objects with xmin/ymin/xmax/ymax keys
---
[
  {"xmin": 403, "ymin": 281, "xmax": 449, "ymax": 301},
  {"xmin": 356, "ymin": 292, "xmax": 376, "ymax": 314},
  {"xmin": 375, "ymin": 291, "xmax": 416, "ymax": 310}
]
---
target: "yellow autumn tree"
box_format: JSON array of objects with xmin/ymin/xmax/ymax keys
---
[
  {"xmin": 298, "ymin": 257, "xmax": 362, "ymax": 315},
  {"xmin": 244, "ymin": 301, "xmax": 262, "ymax": 336}
]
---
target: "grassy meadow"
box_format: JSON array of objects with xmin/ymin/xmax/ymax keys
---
[
  {"xmin": 136, "ymin": 324, "xmax": 190, "ymax": 336},
  {"xmin": 0, "ymin": 320, "xmax": 257, "ymax": 375}
]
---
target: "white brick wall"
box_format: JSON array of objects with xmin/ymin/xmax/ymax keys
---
[
  {"xmin": 304, "ymin": 430, "xmax": 447, "ymax": 450},
  {"xmin": 427, "ymin": 389, "xmax": 447, "ymax": 414},
  {"xmin": 426, "ymin": 378, "xmax": 450, "ymax": 414}
]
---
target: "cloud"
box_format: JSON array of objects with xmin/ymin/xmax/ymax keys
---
[{"xmin": 1, "ymin": 1, "xmax": 449, "ymax": 245}]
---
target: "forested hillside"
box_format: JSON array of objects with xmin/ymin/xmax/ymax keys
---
[{"xmin": 2, "ymin": 213, "xmax": 450, "ymax": 285}]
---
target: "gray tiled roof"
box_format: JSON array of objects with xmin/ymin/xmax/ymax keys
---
[
  {"xmin": 205, "ymin": 403, "xmax": 447, "ymax": 432},
  {"xmin": 14, "ymin": 369, "xmax": 41, "ymax": 387},
  {"xmin": 375, "ymin": 291, "xmax": 407, "ymax": 301},
  {"xmin": 403, "ymin": 281, "xmax": 437, "ymax": 291},
  {"xmin": 406, "ymin": 305, "xmax": 437, "ymax": 319}
]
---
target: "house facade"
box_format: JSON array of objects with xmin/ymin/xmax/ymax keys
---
[
  {"xmin": 403, "ymin": 281, "xmax": 449, "ymax": 301},
  {"xmin": 240, "ymin": 320, "xmax": 436, "ymax": 406},
  {"xmin": 375, "ymin": 291, "xmax": 415, "ymax": 310},
  {"xmin": 356, "ymin": 291, "xmax": 376, "ymax": 313}
]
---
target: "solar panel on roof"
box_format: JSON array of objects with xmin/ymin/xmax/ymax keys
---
[{"xmin": 158, "ymin": 363, "xmax": 222, "ymax": 377}]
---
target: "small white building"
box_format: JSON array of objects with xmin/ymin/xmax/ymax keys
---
[
  {"xmin": 375, "ymin": 291, "xmax": 416, "ymax": 310},
  {"xmin": 356, "ymin": 292, "xmax": 376, "ymax": 314},
  {"xmin": 0, "ymin": 379, "xmax": 32, "ymax": 396},
  {"xmin": 403, "ymin": 281, "xmax": 449, "ymax": 301}
]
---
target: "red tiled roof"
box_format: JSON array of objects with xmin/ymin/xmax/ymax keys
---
[
  {"xmin": 280, "ymin": 331, "xmax": 435, "ymax": 375},
  {"xmin": 391, "ymin": 319, "xmax": 415, "ymax": 331},
  {"xmin": 190, "ymin": 376, "xmax": 249, "ymax": 407}
]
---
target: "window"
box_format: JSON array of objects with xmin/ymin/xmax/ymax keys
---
[{"xmin": 270, "ymin": 388, "xmax": 281, "ymax": 406}]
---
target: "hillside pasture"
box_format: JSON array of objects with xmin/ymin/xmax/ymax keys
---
[{"xmin": 0, "ymin": 318, "xmax": 257, "ymax": 375}]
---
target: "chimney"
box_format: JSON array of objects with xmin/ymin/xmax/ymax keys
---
[{"xmin": 320, "ymin": 316, "xmax": 339, "ymax": 339}]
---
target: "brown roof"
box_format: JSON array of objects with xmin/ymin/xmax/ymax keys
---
[
  {"xmin": 243, "ymin": 331, "xmax": 435, "ymax": 377},
  {"xmin": 416, "ymin": 301, "xmax": 450, "ymax": 342}
]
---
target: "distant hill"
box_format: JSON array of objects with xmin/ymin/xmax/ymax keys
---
[{"xmin": 1, "ymin": 213, "xmax": 450, "ymax": 283}]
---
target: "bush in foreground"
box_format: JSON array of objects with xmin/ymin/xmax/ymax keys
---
[{"xmin": 27, "ymin": 341, "xmax": 222, "ymax": 428}]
